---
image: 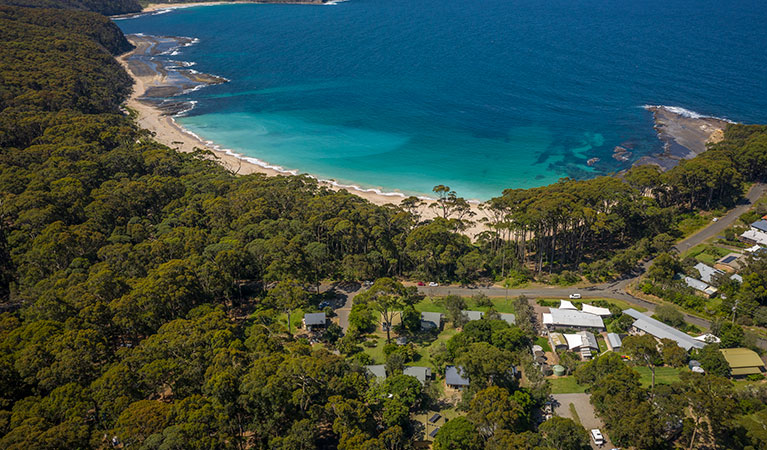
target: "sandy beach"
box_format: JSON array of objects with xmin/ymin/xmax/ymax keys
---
[{"xmin": 117, "ymin": 34, "xmax": 489, "ymax": 236}]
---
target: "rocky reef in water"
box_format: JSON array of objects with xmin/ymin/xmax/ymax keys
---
[{"xmin": 634, "ymin": 105, "xmax": 730, "ymax": 171}]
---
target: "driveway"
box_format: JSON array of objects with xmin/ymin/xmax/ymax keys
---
[{"xmin": 552, "ymin": 393, "xmax": 613, "ymax": 449}]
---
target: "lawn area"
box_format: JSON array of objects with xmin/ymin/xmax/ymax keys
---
[
  {"xmin": 596, "ymin": 336, "xmax": 608, "ymax": 354},
  {"xmin": 414, "ymin": 296, "xmax": 516, "ymax": 314},
  {"xmin": 362, "ymin": 326, "xmax": 460, "ymax": 369},
  {"xmin": 635, "ymin": 366, "xmax": 683, "ymax": 387},
  {"xmin": 535, "ymin": 336, "xmax": 552, "ymax": 352},
  {"xmin": 684, "ymin": 243, "xmax": 731, "ymax": 265},
  {"xmin": 548, "ymin": 376, "xmax": 588, "ymax": 394}
]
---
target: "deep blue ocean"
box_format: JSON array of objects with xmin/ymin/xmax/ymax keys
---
[{"xmin": 117, "ymin": 0, "xmax": 767, "ymax": 200}]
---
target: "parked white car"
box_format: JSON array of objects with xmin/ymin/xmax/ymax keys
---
[
  {"xmin": 428, "ymin": 282, "xmax": 439, "ymax": 287},
  {"xmin": 569, "ymin": 293, "xmax": 581, "ymax": 299},
  {"xmin": 591, "ymin": 428, "xmax": 605, "ymax": 446}
]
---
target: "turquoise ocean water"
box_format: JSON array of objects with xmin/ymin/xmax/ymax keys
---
[{"xmin": 117, "ymin": 0, "xmax": 767, "ymax": 200}]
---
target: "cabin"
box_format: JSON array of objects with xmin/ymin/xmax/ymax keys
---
[
  {"xmin": 420, "ymin": 312, "xmax": 443, "ymax": 331},
  {"xmin": 542, "ymin": 308, "xmax": 605, "ymax": 331},
  {"xmin": 303, "ymin": 312, "xmax": 327, "ymax": 331},
  {"xmin": 403, "ymin": 366, "xmax": 432, "ymax": 385},
  {"xmin": 445, "ymin": 365, "xmax": 470, "ymax": 390},
  {"xmin": 623, "ymin": 309, "xmax": 704, "ymax": 351},
  {"xmin": 606, "ymin": 332, "xmax": 622, "ymax": 351},
  {"xmin": 461, "ymin": 310, "xmax": 484, "ymax": 322},
  {"xmin": 683, "ymin": 276, "xmax": 718, "ymax": 297},
  {"xmin": 720, "ymin": 348, "xmax": 766, "ymax": 378},
  {"xmin": 364, "ymin": 364, "xmax": 387, "ymax": 381},
  {"xmin": 499, "ymin": 313, "xmax": 516, "ymax": 326}
]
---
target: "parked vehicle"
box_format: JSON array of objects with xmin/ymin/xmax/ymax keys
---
[
  {"xmin": 417, "ymin": 281, "xmax": 425, "ymax": 286},
  {"xmin": 428, "ymin": 282, "xmax": 439, "ymax": 287},
  {"xmin": 591, "ymin": 429, "xmax": 605, "ymax": 446},
  {"xmin": 569, "ymin": 293, "xmax": 581, "ymax": 299}
]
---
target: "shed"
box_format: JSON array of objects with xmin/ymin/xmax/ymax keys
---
[
  {"xmin": 606, "ymin": 333, "xmax": 622, "ymax": 351},
  {"xmin": 549, "ymin": 332, "xmax": 567, "ymax": 351},
  {"xmin": 364, "ymin": 364, "xmax": 387, "ymax": 380},
  {"xmin": 461, "ymin": 310, "xmax": 484, "ymax": 322},
  {"xmin": 499, "ymin": 313, "xmax": 516, "ymax": 326},
  {"xmin": 428, "ymin": 428, "xmax": 440, "ymax": 438},
  {"xmin": 445, "ymin": 365, "xmax": 470, "ymax": 389},
  {"xmin": 428, "ymin": 413, "xmax": 441, "ymax": 424},
  {"xmin": 420, "ymin": 312, "xmax": 443, "ymax": 331},
  {"xmin": 303, "ymin": 312, "xmax": 327, "ymax": 330},
  {"xmin": 720, "ymin": 348, "xmax": 766, "ymax": 377},
  {"xmin": 403, "ymin": 366, "xmax": 432, "ymax": 385}
]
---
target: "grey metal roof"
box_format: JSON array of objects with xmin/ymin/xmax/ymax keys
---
[
  {"xmin": 578, "ymin": 331, "xmax": 598, "ymax": 349},
  {"xmin": 623, "ymin": 309, "xmax": 704, "ymax": 351},
  {"xmin": 693, "ymin": 263, "xmax": 722, "ymax": 284},
  {"xmin": 499, "ymin": 313, "xmax": 516, "ymax": 326},
  {"xmin": 752, "ymin": 219, "xmax": 767, "ymax": 232},
  {"xmin": 546, "ymin": 308, "xmax": 605, "ymax": 329},
  {"xmin": 403, "ymin": 366, "xmax": 432, "ymax": 385},
  {"xmin": 461, "ymin": 310, "xmax": 484, "ymax": 321},
  {"xmin": 364, "ymin": 364, "xmax": 387, "ymax": 380},
  {"xmin": 304, "ymin": 312, "xmax": 327, "ymax": 326},
  {"xmin": 420, "ymin": 312, "xmax": 442, "ymax": 329},
  {"xmin": 606, "ymin": 333, "xmax": 622, "ymax": 349},
  {"xmin": 445, "ymin": 365, "xmax": 470, "ymax": 386},
  {"xmin": 683, "ymin": 276, "xmax": 716, "ymax": 295}
]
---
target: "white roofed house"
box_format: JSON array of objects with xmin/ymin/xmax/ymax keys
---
[
  {"xmin": 542, "ymin": 308, "xmax": 605, "ymax": 331},
  {"xmin": 739, "ymin": 228, "xmax": 767, "ymax": 246}
]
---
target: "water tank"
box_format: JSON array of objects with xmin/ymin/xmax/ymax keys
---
[{"xmin": 553, "ymin": 365, "xmax": 566, "ymax": 376}]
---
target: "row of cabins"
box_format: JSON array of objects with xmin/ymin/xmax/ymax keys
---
[
  {"xmin": 420, "ymin": 310, "xmax": 516, "ymax": 331},
  {"xmin": 364, "ymin": 364, "xmax": 471, "ymax": 389}
]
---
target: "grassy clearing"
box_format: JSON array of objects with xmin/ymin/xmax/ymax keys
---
[
  {"xmin": 597, "ymin": 336, "xmax": 608, "ymax": 354},
  {"xmin": 684, "ymin": 243, "xmax": 731, "ymax": 265},
  {"xmin": 548, "ymin": 376, "xmax": 588, "ymax": 394},
  {"xmin": 536, "ymin": 336, "xmax": 552, "ymax": 352},
  {"xmin": 677, "ymin": 214, "xmax": 712, "ymax": 238},
  {"xmin": 634, "ymin": 366, "xmax": 683, "ymax": 387},
  {"xmin": 568, "ymin": 403, "xmax": 582, "ymax": 425}
]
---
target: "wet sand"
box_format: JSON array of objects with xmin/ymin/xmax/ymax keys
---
[{"xmin": 118, "ymin": 34, "xmax": 489, "ymax": 237}]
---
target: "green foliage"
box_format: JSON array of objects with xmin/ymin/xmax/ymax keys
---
[
  {"xmin": 433, "ymin": 416, "xmax": 481, "ymax": 450},
  {"xmin": 694, "ymin": 344, "xmax": 731, "ymax": 377},
  {"xmin": 538, "ymin": 416, "xmax": 590, "ymax": 450}
]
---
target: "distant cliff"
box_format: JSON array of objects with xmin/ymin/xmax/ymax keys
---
[{"xmin": 0, "ymin": 0, "xmax": 142, "ymax": 15}]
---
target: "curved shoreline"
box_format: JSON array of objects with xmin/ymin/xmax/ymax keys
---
[{"xmin": 117, "ymin": 34, "xmax": 489, "ymax": 236}]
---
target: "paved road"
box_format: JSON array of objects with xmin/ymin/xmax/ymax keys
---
[
  {"xmin": 674, "ymin": 183, "xmax": 767, "ymax": 254},
  {"xmin": 414, "ymin": 183, "xmax": 767, "ymax": 347}
]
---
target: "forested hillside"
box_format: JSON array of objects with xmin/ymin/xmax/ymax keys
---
[
  {"xmin": 2, "ymin": 3, "xmax": 767, "ymax": 450},
  {"xmin": 0, "ymin": 0, "xmax": 141, "ymax": 15}
]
